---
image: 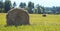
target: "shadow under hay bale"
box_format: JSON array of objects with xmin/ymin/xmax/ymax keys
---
[
  {"xmin": 42, "ymin": 13, "xmax": 46, "ymax": 17},
  {"xmin": 6, "ymin": 8, "xmax": 30, "ymax": 26}
]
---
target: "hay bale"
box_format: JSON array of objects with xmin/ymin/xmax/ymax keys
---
[
  {"xmin": 6, "ymin": 8, "xmax": 30, "ymax": 26},
  {"xmin": 42, "ymin": 13, "xmax": 46, "ymax": 17}
]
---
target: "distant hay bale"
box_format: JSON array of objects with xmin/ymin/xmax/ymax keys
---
[
  {"xmin": 6, "ymin": 8, "xmax": 30, "ymax": 26},
  {"xmin": 42, "ymin": 13, "xmax": 46, "ymax": 17}
]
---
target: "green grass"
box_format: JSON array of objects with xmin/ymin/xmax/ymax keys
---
[{"xmin": 0, "ymin": 13, "xmax": 60, "ymax": 31}]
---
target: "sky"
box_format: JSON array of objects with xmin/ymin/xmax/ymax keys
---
[{"xmin": 3, "ymin": 0, "xmax": 60, "ymax": 7}]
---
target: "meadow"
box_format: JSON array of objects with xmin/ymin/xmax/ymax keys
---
[{"xmin": 0, "ymin": 13, "xmax": 60, "ymax": 31}]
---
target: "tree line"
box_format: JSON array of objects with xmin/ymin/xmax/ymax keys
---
[
  {"xmin": 0, "ymin": 0, "xmax": 45, "ymax": 14},
  {"xmin": 0, "ymin": 0, "xmax": 60, "ymax": 14}
]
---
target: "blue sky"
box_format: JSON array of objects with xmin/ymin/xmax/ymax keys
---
[{"xmin": 4, "ymin": 0, "xmax": 60, "ymax": 7}]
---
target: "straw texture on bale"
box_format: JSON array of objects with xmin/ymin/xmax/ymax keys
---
[{"xmin": 6, "ymin": 8, "xmax": 29, "ymax": 26}]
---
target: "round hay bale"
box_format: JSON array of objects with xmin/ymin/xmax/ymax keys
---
[
  {"xmin": 42, "ymin": 13, "xmax": 46, "ymax": 17},
  {"xmin": 6, "ymin": 8, "xmax": 30, "ymax": 26}
]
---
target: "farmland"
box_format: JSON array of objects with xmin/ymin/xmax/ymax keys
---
[{"xmin": 0, "ymin": 13, "xmax": 60, "ymax": 31}]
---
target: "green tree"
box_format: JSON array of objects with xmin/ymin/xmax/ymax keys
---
[
  {"xmin": 19, "ymin": 2, "xmax": 26, "ymax": 8},
  {"xmin": 33, "ymin": 8, "xmax": 38, "ymax": 14},
  {"xmin": 52, "ymin": 6, "xmax": 56, "ymax": 14},
  {"xmin": 41, "ymin": 7, "xmax": 45, "ymax": 14},
  {"xmin": 56, "ymin": 7, "xmax": 60, "ymax": 14},
  {"xmin": 13, "ymin": 2, "xmax": 16, "ymax": 8},
  {"xmin": 24, "ymin": 3, "xmax": 26, "ymax": 8},
  {"xmin": 0, "ymin": 1, "xmax": 3, "ymax": 12},
  {"xmin": 4, "ymin": 0, "xmax": 12, "ymax": 12},
  {"xmin": 36, "ymin": 4, "xmax": 41, "ymax": 14},
  {"xmin": 28, "ymin": 1, "xmax": 34, "ymax": 13}
]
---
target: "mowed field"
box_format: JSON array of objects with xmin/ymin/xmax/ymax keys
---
[{"xmin": 0, "ymin": 13, "xmax": 60, "ymax": 31}]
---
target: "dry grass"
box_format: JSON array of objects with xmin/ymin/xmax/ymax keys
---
[{"xmin": 0, "ymin": 13, "xmax": 60, "ymax": 31}]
